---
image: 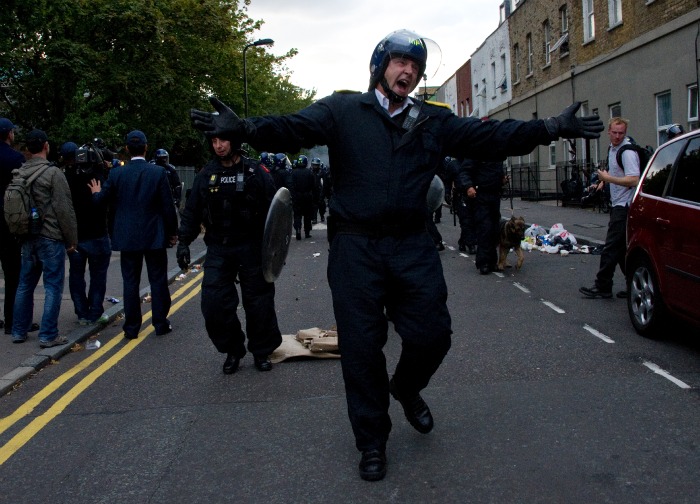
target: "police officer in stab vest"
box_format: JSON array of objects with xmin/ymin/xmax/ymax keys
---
[
  {"xmin": 176, "ymin": 132, "xmax": 282, "ymax": 374},
  {"xmin": 190, "ymin": 29, "xmax": 604, "ymax": 481}
]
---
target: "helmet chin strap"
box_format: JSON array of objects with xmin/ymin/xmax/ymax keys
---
[{"xmin": 380, "ymin": 78, "xmax": 407, "ymax": 104}]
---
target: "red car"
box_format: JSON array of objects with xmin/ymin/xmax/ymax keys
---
[{"xmin": 626, "ymin": 129, "xmax": 700, "ymax": 337}]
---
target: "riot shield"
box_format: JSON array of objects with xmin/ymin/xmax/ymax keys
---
[
  {"xmin": 262, "ymin": 187, "xmax": 294, "ymax": 282},
  {"xmin": 427, "ymin": 174, "xmax": 445, "ymax": 213}
]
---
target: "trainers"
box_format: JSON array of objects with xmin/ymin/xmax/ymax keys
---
[
  {"xmin": 12, "ymin": 334, "xmax": 27, "ymax": 344},
  {"xmin": 39, "ymin": 335, "xmax": 68, "ymax": 348},
  {"xmin": 616, "ymin": 290, "xmax": 629, "ymax": 299},
  {"xmin": 77, "ymin": 318, "xmax": 92, "ymax": 326},
  {"xmin": 579, "ymin": 286, "xmax": 613, "ymax": 299}
]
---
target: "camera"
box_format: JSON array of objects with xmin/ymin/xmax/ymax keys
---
[{"xmin": 74, "ymin": 143, "xmax": 106, "ymax": 176}]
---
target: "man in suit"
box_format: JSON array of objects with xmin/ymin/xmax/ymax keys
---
[{"xmin": 89, "ymin": 130, "xmax": 178, "ymax": 340}]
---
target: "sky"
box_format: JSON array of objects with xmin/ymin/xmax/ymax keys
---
[{"xmin": 244, "ymin": 0, "xmax": 503, "ymax": 99}]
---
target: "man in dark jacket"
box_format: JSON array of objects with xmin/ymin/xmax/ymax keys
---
[
  {"xmin": 0, "ymin": 118, "xmax": 25, "ymax": 334},
  {"xmin": 63, "ymin": 142, "xmax": 112, "ymax": 324},
  {"xmin": 176, "ymin": 133, "xmax": 282, "ymax": 374},
  {"xmin": 458, "ymin": 157, "xmax": 507, "ymax": 274},
  {"xmin": 190, "ymin": 29, "xmax": 604, "ymax": 481},
  {"xmin": 89, "ymin": 130, "xmax": 178, "ymax": 340},
  {"xmin": 290, "ymin": 154, "xmax": 316, "ymax": 240}
]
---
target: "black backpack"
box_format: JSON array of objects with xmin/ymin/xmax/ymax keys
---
[{"xmin": 616, "ymin": 140, "xmax": 654, "ymax": 172}]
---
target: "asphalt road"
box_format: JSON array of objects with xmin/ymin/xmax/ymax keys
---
[{"xmin": 1, "ymin": 202, "xmax": 700, "ymax": 503}]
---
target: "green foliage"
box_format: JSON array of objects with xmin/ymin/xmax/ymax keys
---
[{"xmin": 0, "ymin": 0, "xmax": 315, "ymax": 165}]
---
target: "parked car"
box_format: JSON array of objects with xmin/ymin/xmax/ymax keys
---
[{"xmin": 626, "ymin": 129, "xmax": 700, "ymax": 337}]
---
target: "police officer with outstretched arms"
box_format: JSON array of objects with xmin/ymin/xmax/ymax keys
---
[{"xmin": 190, "ymin": 29, "xmax": 603, "ymax": 482}]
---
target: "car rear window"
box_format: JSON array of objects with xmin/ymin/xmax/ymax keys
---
[{"xmin": 641, "ymin": 140, "xmax": 684, "ymax": 197}]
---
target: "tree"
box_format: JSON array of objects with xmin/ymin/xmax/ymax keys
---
[{"xmin": 0, "ymin": 0, "xmax": 315, "ymax": 165}]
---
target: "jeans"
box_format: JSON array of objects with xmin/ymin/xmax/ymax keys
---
[
  {"xmin": 12, "ymin": 237, "xmax": 66, "ymax": 342},
  {"xmin": 68, "ymin": 235, "xmax": 112, "ymax": 321}
]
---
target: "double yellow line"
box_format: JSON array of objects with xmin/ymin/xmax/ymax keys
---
[{"xmin": 0, "ymin": 271, "xmax": 203, "ymax": 465}]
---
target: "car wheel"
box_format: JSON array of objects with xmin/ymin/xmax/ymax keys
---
[{"xmin": 627, "ymin": 256, "xmax": 667, "ymax": 338}]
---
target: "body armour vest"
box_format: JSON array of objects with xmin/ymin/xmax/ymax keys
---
[{"xmin": 204, "ymin": 158, "xmax": 259, "ymax": 243}]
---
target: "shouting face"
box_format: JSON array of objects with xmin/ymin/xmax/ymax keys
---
[{"xmin": 383, "ymin": 56, "xmax": 420, "ymax": 99}]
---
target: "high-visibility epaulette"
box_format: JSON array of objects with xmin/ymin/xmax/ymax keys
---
[
  {"xmin": 334, "ymin": 89, "xmax": 362, "ymax": 94},
  {"xmin": 425, "ymin": 100, "xmax": 452, "ymax": 111}
]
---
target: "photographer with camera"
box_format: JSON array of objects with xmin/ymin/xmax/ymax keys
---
[{"xmin": 62, "ymin": 141, "xmax": 112, "ymax": 325}]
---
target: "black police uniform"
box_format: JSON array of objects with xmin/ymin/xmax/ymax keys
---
[
  {"xmin": 243, "ymin": 91, "xmax": 555, "ymax": 453},
  {"xmin": 163, "ymin": 163, "xmax": 183, "ymax": 208},
  {"xmin": 178, "ymin": 155, "xmax": 282, "ymax": 361},
  {"xmin": 458, "ymin": 158, "xmax": 506, "ymax": 271},
  {"xmin": 290, "ymin": 163, "xmax": 315, "ymax": 237}
]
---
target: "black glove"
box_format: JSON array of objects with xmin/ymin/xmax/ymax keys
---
[
  {"xmin": 176, "ymin": 243, "xmax": 190, "ymax": 270},
  {"xmin": 544, "ymin": 102, "xmax": 604, "ymax": 140},
  {"xmin": 189, "ymin": 96, "xmax": 255, "ymax": 141}
]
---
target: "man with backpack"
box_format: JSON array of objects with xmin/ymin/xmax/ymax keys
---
[
  {"xmin": 580, "ymin": 117, "xmax": 641, "ymax": 300},
  {"xmin": 9, "ymin": 129, "xmax": 78, "ymax": 347}
]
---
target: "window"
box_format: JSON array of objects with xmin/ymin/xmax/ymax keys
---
[
  {"xmin": 689, "ymin": 85, "xmax": 698, "ymax": 129},
  {"xmin": 543, "ymin": 20, "xmax": 551, "ymax": 65},
  {"xmin": 549, "ymin": 142, "xmax": 557, "ymax": 168},
  {"xmin": 656, "ymin": 91, "xmax": 672, "ymax": 145},
  {"xmin": 561, "ymin": 5, "xmax": 569, "ymax": 33},
  {"xmin": 583, "ymin": 0, "xmax": 595, "ymax": 42},
  {"xmin": 669, "ymin": 137, "xmax": 700, "ymax": 203},
  {"xmin": 578, "ymin": 103, "xmax": 589, "ymax": 166},
  {"xmin": 608, "ymin": 0, "xmax": 622, "ymax": 27},
  {"xmin": 591, "ymin": 108, "xmax": 600, "ymax": 165},
  {"xmin": 641, "ymin": 141, "xmax": 683, "ymax": 196},
  {"xmin": 609, "ymin": 103, "xmax": 622, "ymax": 118},
  {"xmin": 491, "ymin": 62, "xmax": 497, "ymax": 96},
  {"xmin": 513, "ymin": 43, "xmax": 520, "ymax": 82},
  {"xmin": 526, "ymin": 33, "xmax": 533, "ymax": 75},
  {"xmin": 499, "ymin": 54, "xmax": 507, "ymax": 91}
]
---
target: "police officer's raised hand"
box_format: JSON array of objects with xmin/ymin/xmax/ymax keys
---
[
  {"xmin": 189, "ymin": 96, "xmax": 254, "ymax": 140},
  {"xmin": 544, "ymin": 102, "xmax": 604, "ymax": 140},
  {"xmin": 176, "ymin": 242, "xmax": 190, "ymax": 270}
]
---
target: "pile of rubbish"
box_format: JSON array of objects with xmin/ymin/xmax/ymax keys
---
[
  {"xmin": 522, "ymin": 223, "xmax": 596, "ymax": 255},
  {"xmin": 270, "ymin": 327, "xmax": 340, "ymax": 363}
]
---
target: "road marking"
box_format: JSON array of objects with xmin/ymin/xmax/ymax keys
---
[
  {"xmin": 459, "ymin": 253, "xmax": 469, "ymax": 258},
  {"xmin": 541, "ymin": 299, "xmax": 565, "ymax": 313},
  {"xmin": 493, "ymin": 271, "xmax": 504, "ymax": 278},
  {"xmin": 0, "ymin": 274, "xmax": 202, "ymax": 466},
  {"xmin": 513, "ymin": 282, "xmax": 530, "ymax": 294},
  {"xmin": 643, "ymin": 361, "xmax": 691, "ymax": 389},
  {"xmin": 583, "ymin": 324, "xmax": 615, "ymax": 344}
]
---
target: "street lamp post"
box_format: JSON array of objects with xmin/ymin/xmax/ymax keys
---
[{"xmin": 243, "ymin": 38, "xmax": 274, "ymax": 118}]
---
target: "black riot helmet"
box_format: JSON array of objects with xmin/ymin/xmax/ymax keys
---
[
  {"xmin": 311, "ymin": 157, "xmax": 321, "ymax": 170},
  {"xmin": 368, "ymin": 29, "xmax": 438, "ymax": 101},
  {"xmin": 297, "ymin": 155, "xmax": 309, "ymax": 169},
  {"xmin": 273, "ymin": 153, "xmax": 288, "ymax": 172},
  {"xmin": 154, "ymin": 148, "xmax": 169, "ymax": 166}
]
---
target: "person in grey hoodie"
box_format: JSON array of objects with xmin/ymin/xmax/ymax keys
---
[{"xmin": 11, "ymin": 129, "xmax": 78, "ymax": 347}]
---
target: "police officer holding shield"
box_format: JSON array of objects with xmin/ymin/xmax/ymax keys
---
[
  {"xmin": 176, "ymin": 131, "xmax": 282, "ymax": 374},
  {"xmin": 190, "ymin": 29, "xmax": 603, "ymax": 481}
]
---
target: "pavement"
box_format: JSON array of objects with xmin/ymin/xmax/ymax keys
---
[{"xmin": 0, "ymin": 198, "xmax": 610, "ymax": 396}]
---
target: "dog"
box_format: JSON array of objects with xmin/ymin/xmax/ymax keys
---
[{"xmin": 497, "ymin": 215, "xmax": 526, "ymax": 271}]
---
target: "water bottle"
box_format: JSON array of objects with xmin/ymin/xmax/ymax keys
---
[{"xmin": 29, "ymin": 207, "xmax": 41, "ymax": 234}]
